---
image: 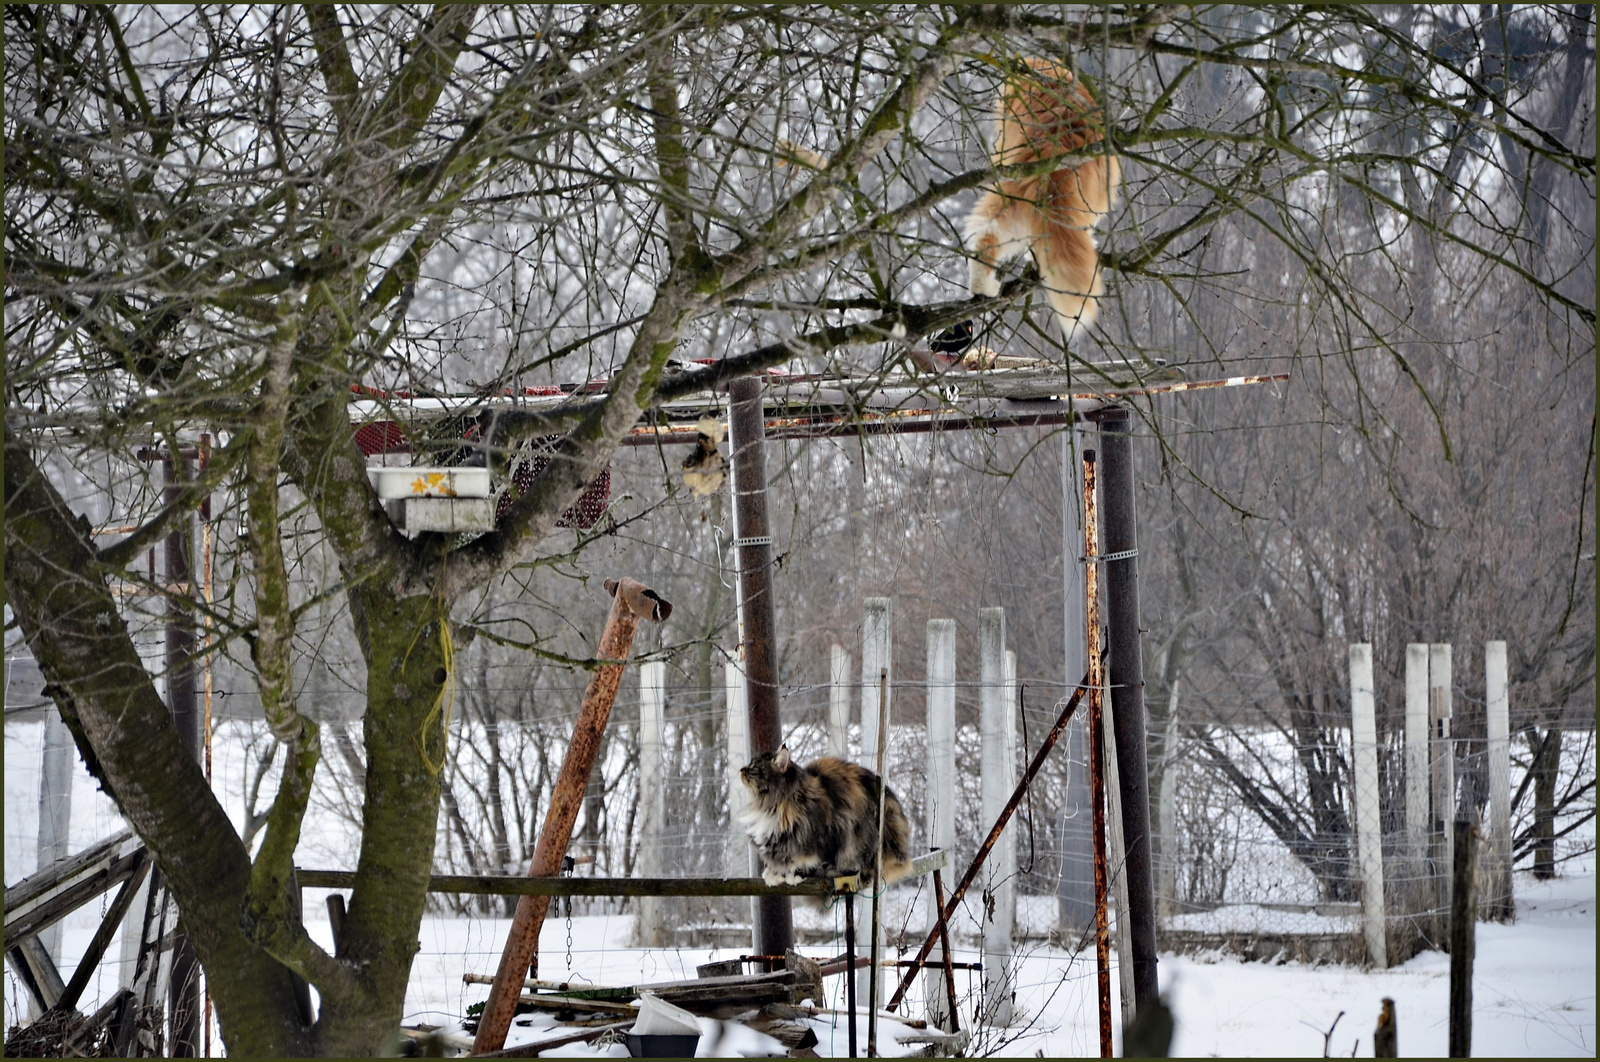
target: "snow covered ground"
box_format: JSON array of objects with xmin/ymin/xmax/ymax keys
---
[{"xmin": 7, "ymin": 714, "xmax": 1594, "ymax": 1056}]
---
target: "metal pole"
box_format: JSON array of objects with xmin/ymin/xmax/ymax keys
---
[
  {"xmin": 473, "ymin": 578, "xmax": 672, "ymax": 1054},
  {"xmin": 1093, "ymin": 407, "xmax": 1160, "ymax": 1016},
  {"xmin": 1084, "ymin": 448, "xmax": 1113, "ymax": 1059},
  {"xmin": 845, "ymin": 890, "xmax": 858, "ymax": 1059},
  {"xmin": 727, "ymin": 375, "xmax": 795, "ymax": 960},
  {"xmin": 931, "ymin": 866, "xmax": 961, "ymax": 1033},
  {"xmin": 1449, "ymin": 819, "xmax": 1478, "ymax": 1057},
  {"xmin": 868, "ymin": 668, "xmax": 889, "ymax": 1057}
]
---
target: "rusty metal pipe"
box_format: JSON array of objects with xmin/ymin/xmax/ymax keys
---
[
  {"xmin": 885, "ymin": 672, "xmax": 1089, "ymax": 1012},
  {"xmin": 932, "ymin": 867, "xmax": 962, "ymax": 1033},
  {"xmin": 1084, "ymin": 448, "xmax": 1112, "ymax": 1058},
  {"xmin": 471, "ymin": 578, "xmax": 672, "ymax": 1055}
]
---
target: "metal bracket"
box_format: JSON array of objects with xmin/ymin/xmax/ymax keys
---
[
  {"xmin": 1079, "ymin": 549, "xmax": 1139, "ymax": 564},
  {"xmin": 733, "ymin": 536, "xmax": 773, "ymax": 548}
]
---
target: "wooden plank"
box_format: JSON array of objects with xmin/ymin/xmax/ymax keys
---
[
  {"xmin": 466, "ymin": 1021, "xmax": 632, "ymax": 1058},
  {"xmin": 4, "ymin": 829, "xmax": 135, "ymax": 911},
  {"xmin": 298, "ymin": 855, "xmax": 952, "ymax": 900},
  {"xmin": 6, "ymin": 936, "xmax": 66, "ymax": 1012},
  {"xmin": 297, "ymin": 871, "xmax": 832, "ymax": 897},
  {"xmin": 54, "ymin": 851, "xmax": 152, "ymax": 1014},
  {"xmin": 5, "ymin": 845, "xmax": 147, "ymax": 951}
]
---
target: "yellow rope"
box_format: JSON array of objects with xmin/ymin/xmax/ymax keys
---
[{"xmin": 418, "ymin": 617, "xmax": 456, "ymax": 776}]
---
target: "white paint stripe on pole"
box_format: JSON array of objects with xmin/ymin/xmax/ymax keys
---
[{"xmin": 1349, "ymin": 643, "xmax": 1388, "ymax": 968}]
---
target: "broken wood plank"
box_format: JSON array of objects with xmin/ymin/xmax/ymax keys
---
[
  {"xmin": 5, "ymin": 832, "xmax": 145, "ymax": 950},
  {"xmin": 466, "ymin": 1021, "xmax": 632, "ymax": 1058},
  {"xmin": 462, "ymin": 972, "xmax": 636, "ymax": 1000},
  {"xmin": 52, "ymin": 850, "xmax": 151, "ymax": 1014},
  {"xmin": 511, "ymin": 993, "xmax": 637, "ymax": 1015}
]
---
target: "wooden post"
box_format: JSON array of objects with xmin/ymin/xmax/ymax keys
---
[
  {"xmin": 857, "ymin": 598, "xmax": 891, "ymax": 1007},
  {"xmin": 978, "ymin": 608, "xmax": 1014, "ymax": 1028},
  {"xmin": 1484, "ymin": 642, "xmax": 1514, "ymax": 921},
  {"xmin": 637, "ymin": 660, "xmax": 668, "ymax": 947},
  {"xmin": 830, "ymin": 644, "xmax": 852, "ymax": 760},
  {"xmin": 924, "ymin": 619, "xmax": 958, "ymax": 1031},
  {"xmin": 1430, "ymin": 644, "xmax": 1455, "ymax": 922},
  {"xmin": 1084, "ymin": 448, "xmax": 1113, "ymax": 1059},
  {"xmin": 1405, "ymin": 643, "xmax": 1431, "ymax": 932},
  {"xmin": 1349, "ymin": 644, "xmax": 1388, "ymax": 968},
  {"xmin": 472, "ymin": 578, "xmax": 671, "ymax": 1055},
  {"xmin": 1449, "ymin": 819, "xmax": 1478, "ymax": 1057}
]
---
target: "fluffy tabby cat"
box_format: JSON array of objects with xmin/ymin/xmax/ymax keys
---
[
  {"xmin": 738, "ymin": 746, "xmax": 912, "ymax": 887},
  {"xmin": 964, "ymin": 57, "xmax": 1122, "ymax": 340}
]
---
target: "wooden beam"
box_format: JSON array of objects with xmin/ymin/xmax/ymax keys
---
[
  {"xmin": 5, "ymin": 831, "xmax": 144, "ymax": 950},
  {"xmin": 53, "ymin": 851, "xmax": 152, "ymax": 1014}
]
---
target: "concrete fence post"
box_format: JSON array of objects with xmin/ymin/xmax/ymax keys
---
[
  {"xmin": 1349, "ymin": 644, "xmax": 1388, "ymax": 968},
  {"xmin": 1484, "ymin": 641, "xmax": 1514, "ymax": 921},
  {"xmin": 858, "ymin": 598, "xmax": 892, "ymax": 1006},
  {"xmin": 978, "ymin": 609, "xmax": 1014, "ymax": 1027},
  {"xmin": 924, "ymin": 618, "xmax": 958, "ymax": 1030},
  {"xmin": 829, "ymin": 644, "xmax": 851, "ymax": 760},
  {"xmin": 636, "ymin": 660, "xmax": 667, "ymax": 946}
]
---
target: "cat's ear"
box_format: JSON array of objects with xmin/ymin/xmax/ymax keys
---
[{"xmin": 775, "ymin": 745, "xmax": 791, "ymax": 772}]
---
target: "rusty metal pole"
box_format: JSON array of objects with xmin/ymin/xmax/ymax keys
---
[
  {"xmin": 1083, "ymin": 448, "xmax": 1113, "ymax": 1058},
  {"xmin": 728, "ymin": 375, "xmax": 795, "ymax": 961},
  {"xmin": 472, "ymin": 578, "xmax": 672, "ymax": 1055},
  {"xmin": 1095, "ymin": 408, "xmax": 1160, "ymax": 1018}
]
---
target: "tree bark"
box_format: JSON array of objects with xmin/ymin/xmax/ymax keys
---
[{"xmin": 5, "ymin": 432, "xmax": 313, "ymax": 1055}]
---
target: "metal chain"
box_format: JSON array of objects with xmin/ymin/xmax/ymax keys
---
[{"xmin": 562, "ymin": 854, "xmax": 575, "ymax": 972}]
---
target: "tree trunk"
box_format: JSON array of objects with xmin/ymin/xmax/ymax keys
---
[
  {"xmin": 312, "ymin": 589, "xmax": 449, "ymax": 1056},
  {"xmin": 5, "ymin": 433, "xmax": 313, "ymax": 1055}
]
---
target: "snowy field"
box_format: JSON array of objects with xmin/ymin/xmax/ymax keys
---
[{"xmin": 7, "ymin": 714, "xmax": 1594, "ymax": 1056}]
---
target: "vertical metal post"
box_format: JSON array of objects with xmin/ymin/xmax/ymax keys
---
[
  {"xmin": 1349, "ymin": 644, "xmax": 1388, "ymax": 968},
  {"xmin": 1484, "ymin": 642, "xmax": 1513, "ymax": 921},
  {"xmin": 867, "ymin": 669, "xmax": 889, "ymax": 1058},
  {"xmin": 162, "ymin": 455, "xmax": 202, "ymax": 1057},
  {"xmin": 1430, "ymin": 644, "xmax": 1455, "ymax": 923},
  {"xmin": 1083, "ymin": 449, "xmax": 1113, "ymax": 1059},
  {"xmin": 829, "ymin": 645, "xmax": 852, "ymax": 760},
  {"xmin": 727, "ymin": 375, "xmax": 794, "ymax": 960},
  {"xmin": 844, "ymin": 889, "xmax": 858, "ymax": 1059},
  {"xmin": 1093, "ymin": 407, "xmax": 1160, "ymax": 1016},
  {"xmin": 1449, "ymin": 819, "xmax": 1478, "ymax": 1057}
]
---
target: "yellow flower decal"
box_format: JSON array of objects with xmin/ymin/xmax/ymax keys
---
[{"xmin": 409, "ymin": 472, "xmax": 457, "ymax": 497}]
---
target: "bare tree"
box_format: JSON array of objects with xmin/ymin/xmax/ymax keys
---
[{"xmin": 5, "ymin": 5, "xmax": 1591, "ymax": 1052}]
